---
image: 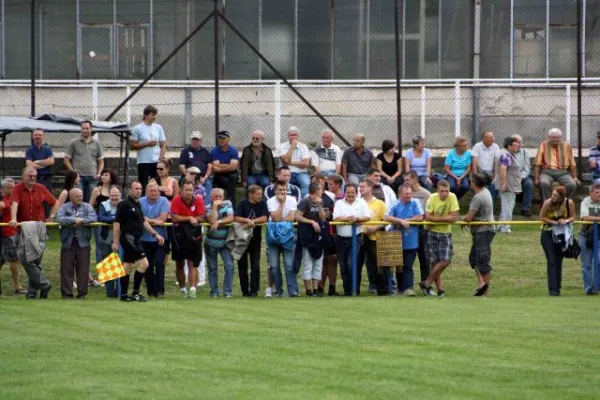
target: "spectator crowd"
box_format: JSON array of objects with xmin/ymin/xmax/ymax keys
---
[{"xmin": 1, "ymin": 105, "xmax": 599, "ymax": 301}]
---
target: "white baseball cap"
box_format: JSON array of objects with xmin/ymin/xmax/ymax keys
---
[{"xmin": 190, "ymin": 131, "xmax": 202, "ymax": 140}]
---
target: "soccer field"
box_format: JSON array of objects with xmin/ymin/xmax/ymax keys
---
[{"xmin": 1, "ymin": 226, "xmax": 600, "ymax": 399}]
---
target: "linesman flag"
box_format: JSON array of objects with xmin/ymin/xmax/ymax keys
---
[{"xmin": 96, "ymin": 252, "xmax": 126, "ymax": 284}]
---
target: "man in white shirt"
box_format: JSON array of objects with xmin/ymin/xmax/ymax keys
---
[
  {"xmin": 266, "ymin": 180, "xmax": 299, "ymax": 297},
  {"xmin": 471, "ymin": 130, "xmax": 500, "ymax": 203},
  {"xmin": 332, "ymin": 183, "xmax": 371, "ymax": 296},
  {"xmin": 275, "ymin": 126, "xmax": 311, "ymax": 197},
  {"xmin": 311, "ymin": 129, "xmax": 342, "ymax": 178},
  {"xmin": 366, "ymin": 168, "xmax": 397, "ymax": 211},
  {"xmin": 129, "ymin": 105, "xmax": 167, "ymax": 190}
]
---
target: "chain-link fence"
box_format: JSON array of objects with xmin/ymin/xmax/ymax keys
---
[{"xmin": 1, "ymin": 0, "xmax": 600, "ymax": 157}]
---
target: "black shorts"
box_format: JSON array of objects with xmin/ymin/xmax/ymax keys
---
[
  {"xmin": 120, "ymin": 234, "xmax": 146, "ymax": 263},
  {"xmin": 325, "ymin": 234, "xmax": 337, "ymax": 255}
]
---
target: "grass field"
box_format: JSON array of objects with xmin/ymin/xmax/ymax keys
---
[{"xmin": 1, "ymin": 225, "xmax": 600, "ymax": 399}]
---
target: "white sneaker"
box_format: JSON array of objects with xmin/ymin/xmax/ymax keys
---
[
  {"xmin": 180, "ymin": 288, "xmax": 188, "ymax": 298},
  {"xmin": 264, "ymin": 287, "xmax": 273, "ymax": 298},
  {"xmin": 197, "ymin": 279, "xmax": 206, "ymax": 287},
  {"xmin": 73, "ymin": 281, "xmax": 78, "ymax": 289},
  {"xmin": 189, "ymin": 288, "xmax": 197, "ymax": 299},
  {"xmin": 403, "ymin": 289, "xmax": 417, "ymax": 297}
]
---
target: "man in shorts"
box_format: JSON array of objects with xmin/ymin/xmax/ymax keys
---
[
  {"xmin": 112, "ymin": 181, "xmax": 165, "ymax": 302},
  {"xmin": 420, "ymin": 179, "xmax": 459, "ymax": 297},
  {"xmin": 0, "ymin": 178, "xmax": 26, "ymax": 295}
]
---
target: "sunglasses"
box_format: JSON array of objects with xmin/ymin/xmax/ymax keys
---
[{"xmin": 156, "ymin": 168, "xmax": 165, "ymax": 171}]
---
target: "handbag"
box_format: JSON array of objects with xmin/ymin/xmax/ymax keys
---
[{"xmin": 562, "ymin": 196, "xmax": 581, "ymax": 259}]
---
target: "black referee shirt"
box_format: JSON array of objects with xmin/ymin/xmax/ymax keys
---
[{"xmin": 115, "ymin": 195, "xmax": 145, "ymax": 237}]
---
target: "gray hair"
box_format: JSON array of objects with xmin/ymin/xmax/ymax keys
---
[
  {"xmin": 287, "ymin": 126, "xmax": 300, "ymax": 134},
  {"xmin": 211, "ymin": 188, "xmax": 225, "ymax": 197},
  {"xmin": 321, "ymin": 129, "xmax": 334, "ymax": 138},
  {"xmin": 251, "ymin": 129, "xmax": 265, "ymax": 139},
  {"xmin": 511, "ymin": 134, "xmax": 523, "ymax": 142},
  {"xmin": 548, "ymin": 128, "xmax": 562, "ymax": 137},
  {"xmin": 1, "ymin": 178, "xmax": 15, "ymax": 188},
  {"xmin": 353, "ymin": 133, "xmax": 366, "ymax": 141}
]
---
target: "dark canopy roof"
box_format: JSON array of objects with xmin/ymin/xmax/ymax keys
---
[{"xmin": 0, "ymin": 114, "xmax": 130, "ymax": 134}]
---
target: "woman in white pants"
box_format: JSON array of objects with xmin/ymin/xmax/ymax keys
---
[{"xmin": 495, "ymin": 136, "xmax": 522, "ymax": 233}]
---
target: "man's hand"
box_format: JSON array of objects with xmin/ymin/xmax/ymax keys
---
[
  {"xmin": 276, "ymin": 194, "xmax": 286, "ymax": 204},
  {"xmin": 290, "ymin": 139, "xmax": 298, "ymax": 148},
  {"xmin": 346, "ymin": 216, "xmax": 357, "ymax": 224},
  {"xmin": 112, "ymin": 242, "xmax": 119, "ymax": 253},
  {"xmin": 501, "ymin": 183, "xmax": 508, "ymax": 192},
  {"xmin": 155, "ymin": 235, "xmax": 165, "ymax": 246},
  {"xmin": 74, "ymin": 217, "xmax": 83, "ymax": 225},
  {"xmin": 311, "ymin": 221, "xmax": 321, "ymax": 233},
  {"xmin": 245, "ymin": 220, "xmax": 255, "ymax": 229},
  {"xmin": 399, "ymin": 219, "xmax": 409, "ymax": 229},
  {"xmin": 446, "ymin": 214, "xmax": 458, "ymax": 223},
  {"xmin": 9, "ymin": 219, "xmax": 17, "ymax": 228},
  {"xmin": 189, "ymin": 216, "xmax": 198, "ymax": 227},
  {"xmin": 534, "ymin": 177, "xmax": 540, "ymax": 186},
  {"xmin": 574, "ymin": 178, "xmax": 581, "ymax": 186},
  {"xmin": 242, "ymin": 181, "xmax": 247, "ymax": 188},
  {"xmin": 210, "ymin": 221, "xmax": 220, "ymax": 231},
  {"xmin": 201, "ymin": 176, "xmax": 208, "ymax": 184},
  {"xmin": 147, "ymin": 140, "xmax": 158, "ymax": 147},
  {"xmin": 456, "ymin": 178, "xmax": 462, "ymax": 186},
  {"xmin": 213, "ymin": 199, "xmax": 223, "ymax": 208}
]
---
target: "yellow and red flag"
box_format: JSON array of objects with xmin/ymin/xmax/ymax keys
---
[{"xmin": 95, "ymin": 252, "xmax": 126, "ymax": 284}]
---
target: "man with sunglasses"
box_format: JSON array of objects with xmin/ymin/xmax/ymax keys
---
[
  {"xmin": 179, "ymin": 131, "xmax": 213, "ymax": 196},
  {"xmin": 240, "ymin": 129, "xmax": 275, "ymax": 190}
]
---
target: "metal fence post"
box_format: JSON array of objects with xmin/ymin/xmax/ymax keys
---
[
  {"xmin": 125, "ymin": 85, "xmax": 131, "ymax": 125},
  {"xmin": 455, "ymin": 80, "xmax": 461, "ymax": 137},
  {"xmin": 594, "ymin": 222, "xmax": 599, "ymax": 291},
  {"xmin": 351, "ymin": 223, "xmax": 357, "ymax": 296},
  {"xmin": 274, "ymin": 80, "xmax": 281, "ymax": 148},
  {"xmin": 565, "ymin": 84, "xmax": 571, "ymax": 144},
  {"xmin": 420, "ymin": 85, "xmax": 426, "ymax": 139},
  {"xmin": 92, "ymin": 81, "xmax": 99, "ymax": 121}
]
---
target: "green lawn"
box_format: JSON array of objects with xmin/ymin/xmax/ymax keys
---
[{"xmin": 1, "ymin": 225, "xmax": 600, "ymax": 399}]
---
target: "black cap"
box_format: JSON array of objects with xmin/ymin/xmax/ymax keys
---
[{"xmin": 217, "ymin": 130, "xmax": 230, "ymax": 138}]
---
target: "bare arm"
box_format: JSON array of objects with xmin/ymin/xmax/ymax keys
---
[
  {"xmin": 112, "ymin": 221, "xmax": 121, "ymax": 250},
  {"xmin": 472, "ymin": 157, "xmax": 479, "ymax": 175},
  {"xmin": 270, "ymin": 201, "xmax": 286, "ymax": 222},
  {"xmin": 500, "ymin": 165, "xmax": 508, "ymax": 191},
  {"xmin": 341, "ymin": 162, "xmax": 348, "ymax": 181},
  {"xmin": 63, "ymin": 157, "xmax": 74, "ymax": 172},
  {"xmin": 425, "ymin": 156, "xmax": 431, "ymax": 176},
  {"xmin": 534, "ymin": 165, "xmax": 541, "ymax": 183},
  {"xmin": 146, "ymin": 211, "xmax": 168, "ymax": 225},
  {"xmin": 159, "ymin": 141, "xmax": 167, "ymax": 160},
  {"xmin": 377, "ymin": 159, "xmax": 392, "ymax": 181},
  {"xmin": 539, "ymin": 200, "xmax": 555, "ymax": 225},
  {"xmin": 96, "ymin": 159, "xmax": 104, "ymax": 177},
  {"xmin": 179, "ymin": 164, "xmax": 187, "ymax": 175},
  {"xmin": 462, "ymin": 209, "xmax": 477, "ymax": 223},
  {"xmin": 383, "ymin": 213, "xmax": 424, "ymax": 224},
  {"xmin": 460, "ymin": 163, "xmax": 472, "ymax": 180},
  {"xmin": 425, "ymin": 210, "xmax": 458, "ymax": 223},
  {"xmin": 89, "ymin": 187, "xmax": 100, "ymax": 208},
  {"xmin": 10, "ymin": 202, "xmax": 18, "ymax": 223},
  {"xmin": 26, "ymin": 156, "xmax": 55, "ymax": 169},
  {"xmin": 443, "ymin": 164, "xmax": 457, "ymax": 180},
  {"xmin": 392, "ymin": 158, "xmax": 403, "ymax": 179},
  {"xmin": 129, "ymin": 139, "xmax": 155, "ymax": 150},
  {"xmin": 280, "ymin": 146, "xmax": 294, "ymax": 165},
  {"xmin": 566, "ymin": 200, "xmax": 576, "ymax": 223}
]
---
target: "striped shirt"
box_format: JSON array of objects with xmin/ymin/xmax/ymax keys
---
[{"xmin": 535, "ymin": 140, "xmax": 575, "ymax": 171}]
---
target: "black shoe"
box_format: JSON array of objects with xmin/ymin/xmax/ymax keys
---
[
  {"xmin": 473, "ymin": 283, "xmax": 489, "ymax": 297},
  {"xmin": 76, "ymin": 295, "xmax": 86, "ymax": 300},
  {"xmin": 39, "ymin": 285, "xmax": 51, "ymax": 299},
  {"xmin": 437, "ymin": 290, "xmax": 446, "ymax": 298},
  {"xmin": 521, "ymin": 209, "xmax": 532, "ymax": 217},
  {"xmin": 250, "ymin": 292, "xmax": 258, "ymax": 297},
  {"xmin": 120, "ymin": 294, "xmax": 133, "ymax": 302},
  {"xmin": 289, "ymin": 293, "xmax": 300, "ymax": 298},
  {"xmin": 132, "ymin": 293, "xmax": 148, "ymax": 302},
  {"xmin": 61, "ymin": 295, "xmax": 74, "ymax": 300},
  {"xmin": 419, "ymin": 282, "xmax": 436, "ymax": 297}
]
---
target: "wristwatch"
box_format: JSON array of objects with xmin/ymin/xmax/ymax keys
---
[{"xmin": 152, "ymin": 232, "xmax": 158, "ymax": 238}]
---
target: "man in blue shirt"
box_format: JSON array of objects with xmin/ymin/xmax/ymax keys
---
[
  {"xmin": 130, "ymin": 105, "xmax": 167, "ymax": 190},
  {"xmin": 25, "ymin": 128, "xmax": 54, "ymax": 191},
  {"xmin": 211, "ymin": 131, "xmax": 239, "ymax": 205},
  {"xmin": 383, "ymin": 184, "xmax": 424, "ymax": 296},
  {"xmin": 178, "ymin": 131, "xmax": 213, "ymax": 195},
  {"xmin": 205, "ymin": 188, "xmax": 235, "ymax": 297},
  {"xmin": 139, "ymin": 183, "xmax": 169, "ymax": 298}
]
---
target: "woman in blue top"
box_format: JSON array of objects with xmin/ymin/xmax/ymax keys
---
[
  {"xmin": 444, "ymin": 136, "xmax": 472, "ymax": 200},
  {"xmin": 403, "ymin": 136, "xmax": 433, "ymax": 190}
]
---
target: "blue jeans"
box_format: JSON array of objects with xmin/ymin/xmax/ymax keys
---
[
  {"xmin": 247, "ymin": 173, "xmax": 271, "ymax": 189},
  {"xmin": 202, "ymin": 178, "xmax": 213, "ymax": 205},
  {"xmin": 267, "ymin": 244, "xmax": 297, "ymax": 296},
  {"xmin": 487, "ymin": 181, "xmax": 497, "ymax": 204},
  {"xmin": 80, "ymin": 176, "xmax": 98, "ymax": 203},
  {"xmin": 578, "ymin": 234, "xmax": 598, "ymax": 294},
  {"xmin": 520, "ymin": 177, "xmax": 533, "ymax": 212},
  {"xmin": 418, "ymin": 175, "xmax": 433, "ymax": 191},
  {"xmin": 446, "ymin": 175, "xmax": 470, "ymax": 200},
  {"xmin": 291, "ymin": 172, "xmax": 311, "ymax": 197},
  {"xmin": 398, "ymin": 249, "xmax": 417, "ymax": 291},
  {"xmin": 204, "ymin": 243, "xmax": 234, "ymax": 296}
]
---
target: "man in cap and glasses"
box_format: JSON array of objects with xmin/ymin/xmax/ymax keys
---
[{"xmin": 211, "ymin": 131, "xmax": 239, "ymax": 205}]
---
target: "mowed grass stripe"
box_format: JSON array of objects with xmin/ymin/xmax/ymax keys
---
[{"xmin": 2, "ymin": 299, "xmax": 600, "ymax": 399}]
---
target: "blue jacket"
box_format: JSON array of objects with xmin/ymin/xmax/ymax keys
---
[
  {"xmin": 266, "ymin": 221, "xmax": 295, "ymax": 251},
  {"xmin": 56, "ymin": 202, "xmax": 97, "ymax": 248}
]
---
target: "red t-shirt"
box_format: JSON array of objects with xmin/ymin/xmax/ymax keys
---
[
  {"xmin": 0, "ymin": 194, "xmax": 16, "ymax": 237},
  {"xmin": 10, "ymin": 182, "xmax": 57, "ymax": 222},
  {"xmin": 170, "ymin": 195, "xmax": 205, "ymax": 220}
]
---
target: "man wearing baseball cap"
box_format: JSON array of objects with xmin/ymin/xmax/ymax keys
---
[
  {"xmin": 179, "ymin": 131, "xmax": 213, "ymax": 198},
  {"xmin": 211, "ymin": 131, "xmax": 239, "ymax": 205}
]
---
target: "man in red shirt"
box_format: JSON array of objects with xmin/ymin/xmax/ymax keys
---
[
  {"xmin": 0, "ymin": 178, "xmax": 26, "ymax": 295},
  {"xmin": 171, "ymin": 181, "xmax": 206, "ymax": 298},
  {"xmin": 9, "ymin": 166, "xmax": 59, "ymax": 299}
]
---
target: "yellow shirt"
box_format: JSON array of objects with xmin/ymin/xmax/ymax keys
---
[
  {"xmin": 425, "ymin": 192, "xmax": 460, "ymax": 234},
  {"xmin": 366, "ymin": 198, "xmax": 386, "ymax": 241}
]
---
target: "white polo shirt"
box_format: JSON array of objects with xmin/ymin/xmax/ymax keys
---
[
  {"xmin": 333, "ymin": 198, "xmax": 371, "ymax": 237},
  {"xmin": 267, "ymin": 196, "xmax": 297, "ymax": 220},
  {"xmin": 472, "ymin": 142, "xmax": 500, "ymax": 173}
]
